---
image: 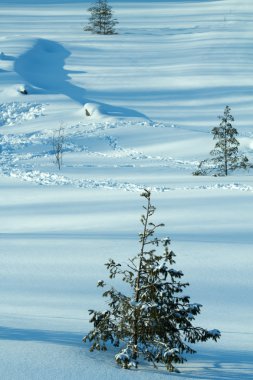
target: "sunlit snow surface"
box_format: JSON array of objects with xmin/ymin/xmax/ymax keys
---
[{"xmin": 0, "ymin": 1, "xmax": 253, "ymax": 379}]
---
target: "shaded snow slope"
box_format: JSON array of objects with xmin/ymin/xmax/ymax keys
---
[{"xmin": 1, "ymin": 1, "xmax": 253, "ymax": 124}]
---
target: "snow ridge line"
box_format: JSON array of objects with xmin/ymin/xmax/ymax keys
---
[{"xmin": 8, "ymin": 169, "xmax": 253, "ymax": 193}]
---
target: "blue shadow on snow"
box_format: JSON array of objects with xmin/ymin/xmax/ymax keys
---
[
  {"xmin": 0, "ymin": 325, "xmax": 82, "ymax": 347},
  {"xmin": 14, "ymin": 38, "xmax": 148, "ymax": 119},
  {"xmin": 1, "ymin": 325, "xmax": 253, "ymax": 379}
]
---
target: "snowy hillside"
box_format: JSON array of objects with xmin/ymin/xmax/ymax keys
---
[{"xmin": 0, "ymin": 1, "xmax": 253, "ymax": 379}]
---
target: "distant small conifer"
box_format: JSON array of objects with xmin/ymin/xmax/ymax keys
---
[{"xmin": 84, "ymin": 0, "xmax": 118, "ymax": 35}]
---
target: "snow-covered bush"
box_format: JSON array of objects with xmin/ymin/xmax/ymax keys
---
[
  {"xmin": 52, "ymin": 126, "xmax": 64, "ymax": 170},
  {"xmin": 84, "ymin": 190, "xmax": 221, "ymax": 372}
]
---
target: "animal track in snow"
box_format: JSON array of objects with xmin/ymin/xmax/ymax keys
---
[
  {"xmin": 0, "ymin": 117, "xmax": 252, "ymax": 193},
  {"xmin": 0, "ymin": 102, "xmax": 45, "ymax": 127},
  {"xmin": 8, "ymin": 168, "xmax": 253, "ymax": 193}
]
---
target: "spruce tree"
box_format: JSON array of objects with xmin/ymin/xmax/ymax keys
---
[
  {"xmin": 194, "ymin": 106, "xmax": 250, "ymax": 176},
  {"xmin": 83, "ymin": 190, "xmax": 220, "ymax": 372},
  {"xmin": 84, "ymin": 0, "xmax": 118, "ymax": 35}
]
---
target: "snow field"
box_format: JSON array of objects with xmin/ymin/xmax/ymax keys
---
[{"xmin": 0, "ymin": 0, "xmax": 253, "ymax": 379}]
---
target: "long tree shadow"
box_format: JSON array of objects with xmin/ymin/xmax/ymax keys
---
[
  {"xmin": 0, "ymin": 325, "xmax": 82, "ymax": 347},
  {"xmin": 0, "ymin": 52, "xmax": 15, "ymax": 61},
  {"xmin": 1, "ymin": 326, "xmax": 253, "ymax": 379},
  {"xmin": 14, "ymin": 39, "xmax": 87, "ymax": 102},
  {"xmin": 14, "ymin": 38, "xmax": 148, "ymax": 119},
  {"xmin": 0, "ymin": 52, "xmax": 15, "ymax": 74}
]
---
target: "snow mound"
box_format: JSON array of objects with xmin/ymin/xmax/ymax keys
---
[
  {"xmin": 83, "ymin": 102, "xmax": 148, "ymax": 121},
  {"xmin": 0, "ymin": 102, "xmax": 45, "ymax": 127},
  {"xmin": 83, "ymin": 103, "xmax": 106, "ymax": 120}
]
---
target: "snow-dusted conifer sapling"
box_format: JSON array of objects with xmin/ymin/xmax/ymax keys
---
[
  {"xmin": 193, "ymin": 105, "xmax": 251, "ymax": 176},
  {"xmin": 83, "ymin": 190, "xmax": 220, "ymax": 372},
  {"xmin": 84, "ymin": 0, "xmax": 118, "ymax": 35}
]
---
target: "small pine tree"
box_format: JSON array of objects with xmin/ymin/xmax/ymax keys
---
[
  {"xmin": 193, "ymin": 106, "xmax": 250, "ymax": 176},
  {"xmin": 83, "ymin": 190, "xmax": 220, "ymax": 372},
  {"xmin": 84, "ymin": 0, "xmax": 118, "ymax": 35}
]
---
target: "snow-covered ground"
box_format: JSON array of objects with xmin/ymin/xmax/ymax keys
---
[{"xmin": 0, "ymin": 1, "xmax": 253, "ymax": 379}]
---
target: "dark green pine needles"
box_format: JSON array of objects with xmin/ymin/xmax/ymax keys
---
[{"xmin": 83, "ymin": 189, "xmax": 220, "ymax": 372}]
